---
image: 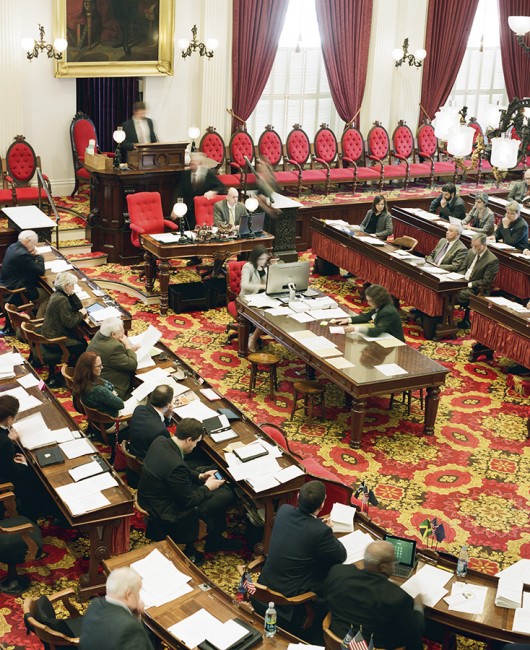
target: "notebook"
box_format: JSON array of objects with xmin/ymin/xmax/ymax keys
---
[{"xmin": 35, "ymin": 446, "xmax": 65, "ymax": 468}]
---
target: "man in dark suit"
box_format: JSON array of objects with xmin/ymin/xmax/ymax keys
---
[
  {"xmin": 456, "ymin": 233, "xmax": 499, "ymax": 328},
  {"xmin": 429, "ymin": 182, "xmax": 466, "ymax": 220},
  {"xmin": 491, "ymin": 201, "xmax": 529, "ymax": 251},
  {"xmin": 79, "ymin": 567, "xmax": 153, "ymax": 650},
  {"xmin": 120, "ymin": 102, "xmax": 157, "ymax": 161},
  {"xmin": 425, "ymin": 223, "xmax": 467, "ymax": 272},
  {"xmin": 508, "ymin": 169, "xmax": 530, "ymax": 204},
  {"xmin": 255, "ymin": 481, "xmax": 346, "ymax": 636},
  {"xmin": 325, "ymin": 540, "xmax": 424, "ymax": 650},
  {"xmin": 128, "ymin": 384, "xmax": 174, "ymax": 458},
  {"xmin": 138, "ymin": 418, "xmax": 239, "ymax": 566},
  {"xmin": 214, "ymin": 187, "xmax": 247, "ymax": 228}
]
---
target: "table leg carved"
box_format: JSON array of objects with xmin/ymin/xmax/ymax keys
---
[
  {"xmin": 158, "ymin": 260, "xmax": 171, "ymax": 315},
  {"xmin": 238, "ymin": 312, "xmax": 249, "ymax": 357},
  {"xmin": 424, "ymin": 386, "xmax": 441, "ymax": 435},
  {"xmin": 350, "ymin": 398, "xmax": 367, "ymax": 448},
  {"xmin": 78, "ymin": 520, "xmax": 121, "ymax": 600},
  {"xmin": 144, "ymin": 250, "xmax": 156, "ymax": 293}
]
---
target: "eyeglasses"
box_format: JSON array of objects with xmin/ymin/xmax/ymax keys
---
[{"xmin": 94, "ymin": 363, "xmax": 103, "ymax": 369}]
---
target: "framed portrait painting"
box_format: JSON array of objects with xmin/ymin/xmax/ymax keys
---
[{"xmin": 53, "ymin": 0, "xmax": 174, "ymax": 77}]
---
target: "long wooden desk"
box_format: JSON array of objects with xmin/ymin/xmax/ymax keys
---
[
  {"xmin": 311, "ymin": 218, "xmax": 467, "ymax": 339},
  {"xmin": 0, "ymin": 349, "xmax": 134, "ymax": 599},
  {"xmin": 38, "ymin": 243, "xmax": 132, "ymax": 335},
  {"xmin": 141, "ymin": 233, "xmax": 274, "ymax": 314},
  {"xmin": 392, "ymin": 206, "xmax": 530, "ymax": 299},
  {"xmin": 486, "ymin": 194, "xmax": 530, "ymax": 227},
  {"xmin": 104, "ymin": 538, "xmax": 303, "ymax": 649},
  {"xmin": 236, "ymin": 297, "xmax": 449, "ymax": 449}
]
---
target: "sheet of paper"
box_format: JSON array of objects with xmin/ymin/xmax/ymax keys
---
[
  {"xmin": 361, "ymin": 333, "xmax": 406, "ymax": 348},
  {"xmin": 200, "ymin": 388, "xmax": 220, "ymax": 401},
  {"xmin": 274, "ymin": 465, "xmax": 305, "ymax": 484},
  {"xmin": 68, "ymin": 460, "xmax": 106, "ymax": 482},
  {"xmin": 129, "ymin": 325, "xmax": 162, "ymax": 362},
  {"xmin": 424, "ymin": 265, "xmax": 450, "ymax": 274},
  {"xmin": 45, "ymin": 259, "xmax": 73, "ymax": 272},
  {"xmin": 35, "ymin": 245, "xmax": 52, "ymax": 253},
  {"xmin": 207, "ymin": 619, "xmax": 249, "ymax": 650},
  {"xmin": 211, "ymin": 429, "xmax": 238, "ymax": 443},
  {"xmin": 227, "ymin": 454, "xmax": 281, "ymax": 482},
  {"xmin": 52, "ymin": 428, "xmax": 76, "ymax": 443},
  {"xmin": 374, "ymin": 363, "xmax": 408, "ymax": 377},
  {"xmin": 245, "ymin": 294, "xmax": 281, "ymax": 309},
  {"xmin": 315, "ymin": 347, "xmax": 344, "ymax": 358},
  {"xmin": 137, "ymin": 366, "xmax": 171, "ymax": 383},
  {"xmin": 119, "ymin": 396, "xmax": 141, "ymax": 418},
  {"xmin": 137, "ymin": 356, "xmax": 156, "ymax": 370},
  {"xmin": 62, "ymin": 491, "xmax": 111, "ymax": 516},
  {"xmin": 59, "ymin": 438, "xmax": 95, "ymax": 459},
  {"xmin": 167, "ymin": 609, "xmax": 219, "ymax": 648},
  {"xmin": 267, "ymin": 307, "xmax": 294, "ymax": 316},
  {"xmin": 310, "ymin": 308, "xmax": 351, "ymax": 320},
  {"xmin": 340, "ymin": 530, "xmax": 373, "ymax": 564},
  {"xmin": 151, "ymin": 233, "xmax": 181, "ymax": 243},
  {"xmin": 299, "ymin": 336, "xmax": 338, "ymax": 351},
  {"xmin": 131, "ymin": 548, "xmax": 192, "ymax": 608},
  {"xmin": 445, "ymin": 272, "xmax": 466, "ymax": 281},
  {"xmin": 489, "ymin": 242, "xmax": 514, "ymax": 250},
  {"xmin": 3, "ymin": 386, "xmax": 42, "ymax": 412},
  {"xmin": 247, "ymin": 474, "xmax": 280, "ymax": 493},
  {"xmin": 289, "ymin": 311, "xmax": 316, "ymax": 323},
  {"xmin": 0, "ymin": 351, "xmax": 25, "ymax": 368},
  {"xmin": 173, "ymin": 401, "xmax": 218, "ymax": 422},
  {"xmin": 327, "ymin": 356, "xmax": 355, "ymax": 369},
  {"xmin": 401, "ymin": 564, "xmax": 453, "ymax": 601},
  {"xmin": 330, "ymin": 503, "xmax": 356, "ymax": 526},
  {"xmin": 513, "ymin": 608, "xmax": 530, "ymax": 633},
  {"xmin": 17, "ymin": 373, "xmax": 41, "ymax": 388},
  {"xmin": 329, "ymin": 326, "xmax": 345, "ymax": 334},
  {"xmin": 448, "ymin": 582, "xmax": 488, "ymax": 615}
]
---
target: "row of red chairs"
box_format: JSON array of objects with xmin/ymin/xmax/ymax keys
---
[
  {"xmin": 0, "ymin": 136, "xmax": 51, "ymax": 207},
  {"xmin": 199, "ymin": 119, "xmax": 503, "ymax": 196}
]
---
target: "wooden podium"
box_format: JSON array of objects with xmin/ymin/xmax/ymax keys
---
[{"xmin": 127, "ymin": 142, "xmax": 188, "ymax": 171}]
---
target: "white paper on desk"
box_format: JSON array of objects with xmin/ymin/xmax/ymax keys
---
[
  {"xmin": 315, "ymin": 347, "xmax": 343, "ymax": 358},
  {"xmin": 136, "ymin": 356, "xmax": 156, "ymax": 370},
  {"xmin": 489, "ymin": 242, "xmax": 514, "ymax": 250},
  {"xmin": 119, "ymin": 396, "xmax": 141, "ymax": 418},
  {"xmin": 131, "ymin": 548, "xmax": 192, "ymax": 608},
  {"xmin": 310, "ymin": 308, "xmax": 351, "ymax": 320},
  {"xmin": 227, "ymin": 454, "xmax": 281, "ymax": 482},
  {"xmin": 68, "ymin": 460, "xmax": 106, "ymax": 482},
  {"xmin": 267, "ymin": 306, "xmax": 294, "ymax": 316},
  {"xmin": 330, "ymin": 503, "xmax": 356, "ymax": 533},
  {"xmin": 151, "ymin": 233, "xmax": 180, "ymax": 243},
  {"xmin": 375, "ymin": 363, "xmax": 408, "ymax": 376},
  {"xmin": 448, "ymin": 582, "xmax": 488, "ymax": 615},
  {"xmin": 200, "ymin": 388, "xmax": 220, "ymax": 401},
  {"xmin": 328, "ymin": 356, "xmax": 355, "ymax": 369},
  {"xmin": 444, "ymin": 272, "xmax": 466, "ymax": 281},
  {"xmin": 35, "ymin": 245, "xmax": 52, "ymax": 253},
  {"xmin": 52, "ymin": 428, "xmax": 76, "ymax": 443},
  {"xmin": 211, "ymin": 429, "xmax": 238, "ymax": 443},
  {"xmin": 89, "ymin": 305, "xmax": 122, "ymax": 322},
  {"xmin": 462, "ymin": 229, "xmax": 476, "ymax": 237},
  {"xmin": 291, "ymin": 329, "xmax": 318, "ymax": 339},
  {"xmin": 129, "ymin": 325, "xmax": 162, "ymax": 362},
  {"xmin": 300, "ymin": 335, "xmax": 338, "ymax": 351},
  {"xmin": 75, "ymin": 290, "xmax": 90, "ymax": 301},
  {"xmin": 401, "ymin": 564, "xmax": 452, "ymax": 605},
  {"xmin": 496, "ymin": 574, "xmax": 524, "ymax": 608},
  {"xmin": 63, "ymin": 491, "xmax": 111, "ymax": 516},
  {"xmin": 436, "ymin": 220, "xmax": 450, "ymax": 228},
  {"xmin": 513, "ymin": 608, "xmax": 530, "ymax": 634},
  {"xmin": 45, "ymin": 259, "xmax": 73, "ymax": 272},
  {"xmin": 487, "ymin": 296, "xmax": 513, "ymax": 306},
  {"xmin": 507, "ymin": 302, "xmax": 530, "ymax": 313},
  {"xmin": 16, "ymin": 373, "xmax": 41, "ymax": 388},
  {"xmin": 208, "ymin": 619, "xmax": 249, "ymax": 650},
  {"xmin": 409, "ymin": 209, "xmax": 439, "ymax": 221},
  {"xmin": 424, "ymin": 265, "xmax": 450, "ymax": 274},
  {"xmin": 59, "ymin": 438, "xmax": 95, "ymax": 459},
  {"xmin": 290, "ymin": 311, "xmax": 316, "ymax": 323},
  {"xmin": 330, "ymin": 326, "xmax": 345, "ymax": 334},
  {"xmin": 245, "ymin": 294, "xmax": 281, "ymax": 309},
  {"xmin": 13, "ymin": 413, "xmax": 58, "ymax": 450},
  {"xmin": 174, "ymin": 401, "xmax": 217, "ymax": 422},
  {"xmin": 259, "ymin": 439, "xmax": 283, "ymax": 458},
  {"xmin": 168, "ymin": 608, "xmax": 219, "ymax": 648},
  {"xmin": 3, "ymin": 386, "xmax": 42, "ymax": 412},
  {"xmin": 275, "ymin": 465, "xmax": 304, "ymax": 483},
  {"xmin": 247, "ymin": 474, "xmax": 280, "ymax": 492},
  {"xmin": 361, "ymin": 236, "xmax": 386, "ymax": 246},
  {"xmin": 0, "ymin": 351, "xmax": 25, "ymax": 368},
  {"xmin": 361, "ymin": 333, "xmax": 406, "ymax": 348},
  {"xmin": 340, "ymin": 530, "xmax": 373, "ymax": 565},
  {"xmin": 132, "ymin": 381, "xmax": 161, "ymax": 402},
  {"xmin": 136, "ymin": 366, "xmax": 170, "ymax": 384}
]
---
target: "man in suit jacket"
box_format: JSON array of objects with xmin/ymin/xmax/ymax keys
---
[
  {"xmin": 80, "ymin": 567, "xmax": 153, "ymax": 650},
  {"xmin": 87, "ymin": 317, "xmax": 139, "ymax": 399},
  {"xmin": 120, "ymin": 102, "xmax": 157, "ymax": 161},
  {"xmin": 128, "ymin": 385, "xmax": 174, "ymax": 458},
  {"xmin": 138, "ymin": 418, "xmax": 238, "ymax": 566},
  {"xmin": 425, "ymin": 223, "xmax": 467, "ymax": 272},
  {"xmin": 508, "ymin": 170, "xmax": 530, "ymax": 204},
  {"xmin": 491, "ymin": 201, "xmax": 529, "ymax": 251},
  {"xmin": 429, "ymin": 182, "xmax": 466, "ymax": 220},
  {"xmin": 456, "ymin": 233, "xmax": 499, "ymax": 328},
  {"xmin": 325, "ymin": 541, "xmax": 424, "ymax": 650},
  {"xmin": 214, "ymin": 187, "xmax": 247, "ymax": 227}
]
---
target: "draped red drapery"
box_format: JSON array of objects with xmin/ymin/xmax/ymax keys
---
[{"xmin": 498, "ymin": 0, "xmax": 530, "ymax": 100}]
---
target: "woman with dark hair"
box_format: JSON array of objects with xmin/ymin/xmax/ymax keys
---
[
  {"xmin": 337, "ymin": 285, "xmax": 405, "ymax": 342},
  {"xmin": 73, "ymin": 351, "xmax": 124, "ymax": 418},
  {"xmin": 462, "ymin": 193, "xmax": 494, "ymax": 234},
  {"xmin": 241, "ymin": 244, "xmax": 270, "ymax": 352},
  {"xmin": 359, "ymin": 195, "xmax": 393, "ymax": 240}
]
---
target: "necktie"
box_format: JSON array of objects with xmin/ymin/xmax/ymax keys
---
[
  {"xmin": 228, "ymin": 206, "xmax": 235, "ymax": 226},
  {"xmin": 433, "ymin": 240, "xmax": 450, "ymax": 265},
  {"xmin": 137, "ymin": 119, "xmax": 148, "ymax": 144},
  {"xmin": 192, "ymin": 172, "xmax": 197, "ymax": 189},
  {"xmin": 464, "ymin": 253, "xmax": 480, "ymax": 281}
]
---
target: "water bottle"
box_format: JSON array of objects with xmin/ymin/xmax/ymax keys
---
[
  {"xmin": 456, "ymin": 545, "xmax": 469, "ymax": 578},
  {"xmin": 264, "ymin": 602, "xmax": 277, "ymax": 638}
]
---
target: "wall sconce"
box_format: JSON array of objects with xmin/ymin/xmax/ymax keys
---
[
  {"xmin": 178, "ymin": 25, "xmax": 218, "ymax": 59},
  {"xmin": 112, "ymin": 127, "xmax": 126, "ymax": 169},
  {"xmin": 392, "ymin": 38, "xmax": 426, "ymax": 68},
  {"xmin": 187, "ymin": 126, "xmax": 201, "ymax": 152},
  {"xmin": 21, "ymin": 24, "xmax": 67, "ymax": 61},
  {"xmin": 432, "ymin": 103, "xmax": 460, "ymax": 140},
  {"xmin": 508, "ymin": 16, "xmax": 530, "ymax": 55}
]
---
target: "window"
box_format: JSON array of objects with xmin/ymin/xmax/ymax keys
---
[
  {"xmin": 247, "ymin": 0, "xmax": 341, "ymax": 146},
  {"xmin": 444, "ymin": 0, "xmax": 507, "ymax": 129}
]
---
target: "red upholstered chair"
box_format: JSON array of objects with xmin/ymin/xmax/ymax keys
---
[
  {"xmin": 313, "ymin": 123, "xmax": 346, "ymax": 195},
  {"xmin": 227, "ymin": 128, "xmax": 255, "ymax": 192},
  {"xmin": 285, "ymin": 124, "xmax": 327, "ymax": 195},
  {"xmin": 69, "ymin": 111, "xmax": 113, "ymax": 197},
  {"xmin": 339, "ymin": 125, "xmax": 380, "ymax": 193},
  {"xmin": 4, "ymin": 135, "xmax": 51, "ymax": 206},
  {"xmin": 126, "ymin": 191, "xmax": 179, "ymax": 249},
  {"xmin": 226, "ymin": 260, "xmax": 246, "ymax": 341},
  {"xmin": 0, "ymin": 159, "xmax": 15, "ymax": 207},
  {"xmin": 366, "ymin": 121, "xmax": 407, "ymax": 190},
  {"xmin": 391, "ymin": 121, "xmax": 433, "ymax": 189},
  {"xmin": 199, "ymin": 127, "xmax": 240, "ymax": 188},
  {"xmin": 194, "ymin": 194, "xmax": 225, "ymax": 227},
  {"xmin": 416, "ymin": 120, "xmax": 457, "ymax": 183},
  {"xmin": 257, "ymin": 125, "xmax": 298, "ymax": 190}
]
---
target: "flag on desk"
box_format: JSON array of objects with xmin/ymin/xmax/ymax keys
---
[
  {"xmin": 431, "ymin": 518, "xmax": 446, "ymax": 542},
  {"xmin": 419, "ymin": 518, "xmax": 432, "ymax": 540},
  {"xmin": 243, "ymin": 571, "xmax": 256, "ymax": 595},
  {"xmin": 354, "ymin": 481, "xmax": 378, "ymax": 506},
  {"xmin": 348, "ymin": 630, "xmax": 369, "ymax": 650}
]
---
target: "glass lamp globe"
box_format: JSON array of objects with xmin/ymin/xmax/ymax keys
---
[
  {"xmin": 245, "ymin": 197, "xmax": 259, "ymax": 213},
  {"xmin": 447, "ymin": 124, "xmax": 474, "ymax": 157},
  {"xmin": 206, "ymin": 38, "xmax": 219, "ymax": 51},
  {"xmin": 187, "ymin": 126, "xmax": 201, "ymax": 140},
  {"xmin": 113, "ymin": 128, "xmax": 126, "ymax": 144},
  {"xmin": 391, "ymin": 48, "xmax": 403, "ymax": 61},
  {"xmin": 53, "ymin": 38, "xmax": 68, "ymax": 53},
  {"xmin": 172, "ymin": 202, "xmax": 188, "ymax": 218},
  {"xmin": 414, "ymin": 48, "xmax": 427, "ymax": 61},
  {"xmin": 177, "ymin": 38, "xmax": 190, "ymax": 51},
  {"xmin": 491, "ymin": 135, "xmax": 520, "ymax": 170},
  {"xmin": 508, "ymin": 16, "xmax": 530, "ymax": 35},
  {"xmin": 21, "ymin": 37, "xmax": 35, "ymax": 51}
]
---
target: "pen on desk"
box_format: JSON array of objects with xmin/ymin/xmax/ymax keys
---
[{"xmin": 436, "ymin": 564, "xmax": 454, "ymax": 573}]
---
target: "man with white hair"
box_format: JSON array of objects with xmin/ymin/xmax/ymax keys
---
[
  {"xmin": 425, "ymin": 223, "xmax": 467, "ymax": 272},
  {"xmin": 80, "ymin": 567, "xmax": 153, "ymax": 650},
  {"xmin": 0, "ymin": 231, "xmax": 45, "ymax": 334},
  {"xmin": 87, "ymin": 317, "xmax": 139, "ymax": 399}
]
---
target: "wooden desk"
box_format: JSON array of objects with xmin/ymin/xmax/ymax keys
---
[
  {"xmin": 141, "ymin": 234, "xmax": 274, "ymax": 314},
  {"xmin": 311, "ymin": 218, "xmax": 467, "ymax": 339},
  {"xmin": 38, "ymin": 243, "xmax": 132, "ymax": 335},
  {"xmin": 104, "ymin": 538, "xmax": 303, "ymax": 649},
  {"xmin": 392, "ymin": 206, "xmax": 530, "ymax": 299},
  {"xmin": 0, "ymin": 350, "xmax": 134, "ymax": 599},
  {"xmin": 236, "ymin": 298, "xmax": 449, "ymax": 449},
  {"xmin": 486, "ymin": 194, "xmax": 530, "ymax": 227}
]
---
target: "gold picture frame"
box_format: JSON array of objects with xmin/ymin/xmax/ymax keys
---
[{"xmin": 54, "ymin": 0, "xmax": 174, "ymax": 78}]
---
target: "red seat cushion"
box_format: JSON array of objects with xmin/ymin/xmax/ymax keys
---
[
  {"xmin": 0, "ymin": 190, "xmax": 14, "ymax": 205},
  {"xmin": 14, "ymin": 187, "xmax": 48, "ymax": 201},
  {"xmin": 409, "ymin": 162, "xmax": 432, "ymax": 176},
  {"xmin": 274, "ymin": 171, "xmax": 298, "ymax": 183},
  {"xmin": 381, "ymin": 164, "xmax": 407, "ymax": 178},
  {"xmin": 433, "ymin": 161, "xmax": 456, "ymax": 173},
  {"xmin": 227, "ymin": 301, "xmax": 237, "ymax": 319},
  {"xmin": 356, "ymin": 167, "xmax": 381, "ymax": 179},
  {"xmin": 302, "ymin": 458, "xmax": 339, "ymax": 482},
  {"xmin": 217, "ymin": 174, "xmax": 241, "ymax": 187},
  {"xmin": 301, "ymin": 169, "xmax": 327, "ymax": 182},
  {"xmin": 329, "ymin": 168, "xmax": 355, "ymax": 181},
  {"xmin": 77, "ymin": 167, "xmax": 91, "ymax": 179}
]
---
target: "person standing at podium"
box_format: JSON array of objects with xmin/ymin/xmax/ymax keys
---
[{"xmin": 120, "ymin": 102, "xmax": 157, "ymax": 161}]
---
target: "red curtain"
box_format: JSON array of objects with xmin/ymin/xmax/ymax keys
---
[
  {"xmin": 231, "ymin": 0, "xmax": 288, "ymax": 133},
  {"xmin": 315, "ymin": 0, "xmax": 373, "ymax": 124},
  {"xmin": 420, "ymin": 0, "xmax": 479, "ymax": 121},
  {"xmin": 498, "ymin": 0, "xmax": 530, "ymax": 100}
]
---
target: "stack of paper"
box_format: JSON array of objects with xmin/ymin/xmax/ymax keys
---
[
  {"xmin": 56, "ymin": 471, "xmax": 118, "ymax": 516},
  {"xmin": 489, "ymin": 242, "xmax": 514, "ymax": 250},
  {"xmin": 89, "ymin": 305, "xmax": 122, "ymax": 322},
  {"xmin": 129, "ymin": 325, "xmax": 162, "ymax": 363},
  {"xmin": 59, "ymin": 437, "xmax": 95, "ymax": 459},
  {"xmin": 329, "ymin": 503, "xmax": 356, "ymax": 533},
  {"xmin": 401, "ymin": 564, "xmax": 453, "ymax": 607},
  {"xmin": 374, "ymin": 363, "xmax": 408, "ymax": 377},
  {"xmin": 361, "ymin": 236, "xmax": 386, "ymax": 246},
  {"xmin": 173, "ymin": 400, "xmax": 218, "ymax": 422},
  {"xmin": 445, "ymin": 582, "xmax": 488, "ymax": 615},
  {"xmin": 168, "ymin": 609, "xmax": 249, "ymax": 650},
  {"xmin": 495, "ymin": 559, "xmax": 530, "ymax": 608},
  {"xmin": 360, "ymin": 332, "xmax": 405, "ymax": 348},
  {"xmin": 3, "ymin": 385, "xmax": 42, "ymax": 412},
  {"xmin": 0, "ymin": 351, "xmax": 25, "ymax": 379},
  {"xmin": 340, "ymin": 529, "xmax": 373, "ymax": 564},
  {"xmin": 68, "ymin": 459, "xmax": 107, "ymax": 482},
  {"xmin": 151, "ymin": 233, "xmax": 181, "ymax": 243},
  {"xmin": 245, "ymin": 294, "xmax": 281, "ymax": 308},
  {"xmin": 131, "ymin": 548, "xmax": 192, "ymax": 608},
  {"xmin": 45, "ymin": 259, "xmax": 73, "ymax": 273},
  {"xmin": 513, "ymin": 592, "xmax": 530, "ymax": 633},
  {"xmin": 14, "ymin": 413, "xmax": 77, "ymax": 450}
]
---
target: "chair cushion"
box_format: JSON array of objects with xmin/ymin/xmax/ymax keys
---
[
  {"xmin": 301, "ymin": 169, "xmax": 327, "ymax": 182},
  {"xmin": 0, "ymin": 190, "xmax": 14, "ymax": 204},
  {"xmin": 0, "ymin": 515, "xmax": 42, "ymax": 565},
  {"xmin": 227, "ymin": 301, "xmax": 237, "ymax": 319},
  {"xmin": 230, "ymin": 131, "xmax": 254, "ymax": 169},
  {"xmin": 258, "ymin": 130, "xmax": 283, "ymax": 167},
  {"xmin": 381, "ymin": 164, "xmax": 407, "ymax": 178},
  {"xmin": 274, "ymin": 171, "xmax": 298, "ymax": 183},
  {"xmin": 200, "ymin": 132, "xmax": 226, "ymax": 165},
  {"xmin": 217, "ymin": 174, "xmax": 241, "ymax": 187},
  {"xmin": 14, "ymin": 188, "xmax": 48, "ymax": 201},
  {"xmin": 356, "ymin": 167, "xmax": 380, "ymax": 180},
  {"xmin": 76, "ymin": 167, "xmax": 91, "ymax": 180},
  {"xmin": 433, "ymin": 161, "xmax": 456, "ymax": 173},
  {"xmin": 314, "ymin": 128, "xmax": 338, "ymax": 163},
  {"xmin": 393, "ymin": 125, "xmax": 413, "ymax": 159},
  {"xmin": 302, "ymin": 458, "xmax": 339, "ymax": 482},
  {"xmin": 329, "ymin": 168, "xmax": 355, "ymax": 181},
  {"xmin": 409, "ymin": 163, "xmax": 432, "ymax": 176},
  {"xmin": 33, "ymin": 595, "xmax": 81, "ymax": 638}
]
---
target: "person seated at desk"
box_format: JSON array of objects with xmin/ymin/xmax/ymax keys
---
[
  {"xmin": 120, "ymin": 101, "xmax": 157, "ymax": 162},
  {"xmin": 214, "ymin": 187, "xmax": 247, "ymax": 228},
  {"xmin": 255, "ymin": 481, "xmax": 346, "ymax": 639},
  {"xmin": 128, "ymin": 384, "xmax": 174, "ymax": 458},
  {"xmin": 508, "ymin": 169, "xmax": 530, "ymax": 204},
  {"xmin": 456, "ymin": 233, "xmax": 499, "ymax": 329},
  {"xmin": 325, "ymin": 540, "xmax": 424, "ymax": 650},
  {"xmin": 138, "ymin": 418, "xmax": 239, "ymax": 566},
  {"xmin": 41, "ymin": 271, "xmax": 87, "ymax": 370},
  {"xmin": 72, "ymin": 352, "xmax": 124, "ymax": 419},
  {"xmin": 461, "ymin": 192, "xmax": 495, "ymax": 235},
  {"xmin": 87, "ymin": 317, "xmax": 139, "ymax": 400},
  {"xmin": 428, "ymin": 182, "xmax": 466, "ymax": 220},
  {"xmin": 489, "ymin": 201, "xmax": 529, "ymax": 251},
  {"xmin": 241, "ymin": 244, "xmax": 270, "ymax": 353},
  {"xmin": 336, "ymin": 285, "xmax": 405, "ymax": 342},
  {"xmin": 425, "ymin": 223, "xmax": 467, "ymax": 272},
  {"xmin": 359, "ymin": 194, "xmax": 393, "ymax": 240},
  {"xmin": 79, "ymin": 567, "xmax": 154, "ymax": 650}
]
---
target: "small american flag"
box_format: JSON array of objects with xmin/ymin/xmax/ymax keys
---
[
  {"xmin": 243, "ymin": 572, "xmax": 256, "ymax": 595},
  {"xmin": 348, "ymin": 630, "xmax": 369, "ymax": 650}
]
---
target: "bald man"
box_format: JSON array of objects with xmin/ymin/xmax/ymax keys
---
[
  {"xmin": 214, "ymin": 187, "xmax": 247, "ymax": 228},
  {"xmin": 324, "ymin": 540, "xmax": 424, "ymax": 650}
]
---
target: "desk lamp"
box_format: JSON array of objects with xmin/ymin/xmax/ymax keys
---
[
  {"xmin": 244, "ymin": 197, "xmax": 259, "ymax": 239},
  {"xmin": 172, "ymin": 201, "xmax": 189, "ymax": 240},
  {"xmin": 112, "ymin": 127, "xmax": 126, "ymax": 169}
]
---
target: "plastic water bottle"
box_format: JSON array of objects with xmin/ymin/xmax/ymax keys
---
[
  {"xmin": 456, "ymin": 545, "xmax": 469, "ymax": 578},
  {"xmin": 264, "ymin": 602, "xmax": 277, "ymax": 638}
]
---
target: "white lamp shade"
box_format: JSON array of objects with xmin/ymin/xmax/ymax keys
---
[
  {"xmin": 245, "ymin": 197, "xmax": 259, "ymax": 213},
  {"xmin": 433, "ymin": 105, "xmax": 460, "ymax": 140},
  {"xmin": 206, "ymin": 38, "xmax": 219, "ymax": 51},
  {"xmin": 187, "ymin": 126, "xmax": 200, "ymax": 140},
  {"xmin": 391, "ymin": 48, "xmax": 403, "ymax": 61},
  {"xmin": 21, "ymin": 37, "xmax": 35, "ymax": 51},
  {"xmin": 414, "ymin": 48, "xmax": 427, "ymax": 61},
  {"xmin": 447, "ymin": 124, "xmax": 474, "ymax": 157},
  {"xmin": 113, "ymin": 128, "xmax": 126, "ymax": 144},
  {"xmin": 177, "ymin": 38, "xmax": 190, "ymax": 50},
  {"xmin": 172, "ymin": 202, "xmax": 188, "ymax": 217},
  {"xmin": 508, "ymin": 16, "xmax": 530, "ymax": 35},
  {"xmin": 53, "ymin": 38, "xmax": 68, "ymax": 52},
  {"xmin": 491, "ymin": 136, "xmax": 520, "ymax": 170},
  {"xmin": 480, "ymin": 103, "xmax": 503, "ymax": 130}
]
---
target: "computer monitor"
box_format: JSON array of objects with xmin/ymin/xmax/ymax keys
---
[
  {"xmin": 266, "ymin": 260, "xmax": 311, "ymax": 295},
  {"xmin": 239, "ymin": 212, "xmax": 265, "ymax": 237},
  {"xmin": 383, "ymin": 533, "xmax": 417, "ymax": 577}
]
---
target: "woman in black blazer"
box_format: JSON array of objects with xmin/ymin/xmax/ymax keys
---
[{"xmin": 337, "ymin": 285, "xmax": 405, "ymax": 342}]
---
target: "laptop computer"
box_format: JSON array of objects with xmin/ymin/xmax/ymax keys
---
[
  {"xmin": 384, "ymin": 533, "xmax": 417, "ymax": 578},
  {"xmin": 239, "ymin": 212, "xmax": 265, "ymax": 237}
]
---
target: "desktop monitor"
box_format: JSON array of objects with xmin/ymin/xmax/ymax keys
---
[
  {"xmin": 239, "ymin": 212, "xmax": 265, "ymax": 237},
  {"xmin": 266, "ymin": 260, "xmax": 311, "ymax": 295}
]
